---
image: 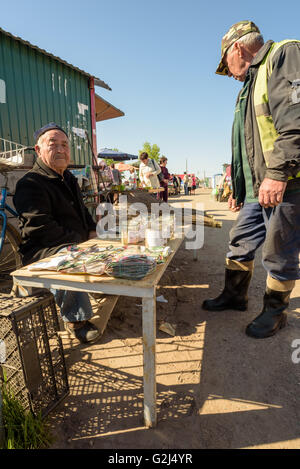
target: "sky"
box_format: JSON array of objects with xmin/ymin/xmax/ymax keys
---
[{"xmin": 1, "ymin": 0, "xmax": 300, "ymax": 177}]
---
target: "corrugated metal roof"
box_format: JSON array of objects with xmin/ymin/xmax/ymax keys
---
[{"xmin": 0, "ymin": 27, "xmax": 112, "ymax": 91}]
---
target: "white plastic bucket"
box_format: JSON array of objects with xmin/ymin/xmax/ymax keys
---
[{"xmin": 145, "ymin": 229, "xmax": 166, "ymax": 248}]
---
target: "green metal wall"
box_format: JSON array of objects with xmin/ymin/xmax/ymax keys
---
[{"xmin": 0, "ymin": 30, "xmax": 93, "ymax": 165}]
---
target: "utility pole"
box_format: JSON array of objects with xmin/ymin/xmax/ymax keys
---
[{"xmin": 186, "ymin": 158, "xmax": 188, "ymax": 175}]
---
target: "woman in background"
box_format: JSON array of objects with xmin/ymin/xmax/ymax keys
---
[
  {"xmin": 158, "ymin": 157, "xmax": 171, "ymax": 203},
  {"xmin": 139, "ymin": 152, "xmax": 160, "ymax": 190}
]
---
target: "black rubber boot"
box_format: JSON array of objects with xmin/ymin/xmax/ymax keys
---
[
  {"xmin": 65, "ymin": 320, "xmax": 100, "ymax": 343},
  {"xmin": 202, "ymin": 268, "xmax": 252, "ymax": 311},
  {"xmin": 245, "ymin": 288, "xmax": 291, "ymax": 339}
]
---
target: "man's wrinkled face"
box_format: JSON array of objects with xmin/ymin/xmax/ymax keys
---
[
  {"xmin": 36, "ymin": 129, "xmax": 70, "ymax": 173},
  {"xmin": 223, "ymin": 43, "xmax": 250, "ymax": 82}
]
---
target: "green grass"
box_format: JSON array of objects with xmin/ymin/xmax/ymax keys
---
[{"xmin": 1, "ymin": 371, "xmax": 53, "ymax": 449}]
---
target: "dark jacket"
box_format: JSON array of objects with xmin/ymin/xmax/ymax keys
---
[
  {"xmin": 13, "ymin": 158, "xmax": 96, "ymax": 265},
  {"xmin": 159, "ymin": 165, "xmax": 170, "ymax": 188},
  {"xmin": 232, "ymin": 40, "xmax": 300, "ymax": 200}
]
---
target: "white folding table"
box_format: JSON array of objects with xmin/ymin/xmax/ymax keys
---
[{"xmin": 11, "ymin": 237, "xmax": 183, "ymax": 428}]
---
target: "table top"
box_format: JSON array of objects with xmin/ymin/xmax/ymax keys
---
[{"xmin": 11, "ymin": 237, "xmax": 183, "ymax": 294}]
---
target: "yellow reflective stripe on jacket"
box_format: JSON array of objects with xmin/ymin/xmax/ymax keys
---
[{"xmin": 253, "ymin": 40, "xmax": 300, "ymax": 180}]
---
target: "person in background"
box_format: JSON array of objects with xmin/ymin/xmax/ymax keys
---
[
  {"xmin": 110, "ymin": 163, "xmax": 122, "ymax": 186},
  {"xmin": 202, "ymin": 20, "xmax": 300, "ymax": 339},
  {"xmin": 138, "ymin": 152, "xmax": 161, "ymax": 190},
  {"xmin": 188, "ymin": 175, "xmax": 193, "ymax": 195},
  {"xmin": 191, "ymin": 175, "xmax": 197, "ymax": 195},
  {"xmin": 110, "ymin": 162, "xmax": 122, "ymax": 203},
  {"xmin": 173, "ymin": 174, "xmax": 179, "ymax": 195},
  {"xmin": 158, "ymin": 157, "xmax": 171, "ymax": 202},
  {"xmin": 98, "ymin": 159, "xmax": 107, "ymax": 170},
  {"xmin": 183, "ymin": 172, "xmax": 189, "ymax": 195},
  {"xmin": 217, "ymin": 184, "xmax": 224, "ymax": 202},
  {"xmin": 128, "ymin": 167, "xmax": 137, "ymax": 189},
  {"xmin": 13, "ymin": 123, "xmax": 100, "ymax": 344},
  {"xmin": 176, "ymin": 175, "xmax": 182, "ymax": 194},
  {"xmin": 98, "ymin": 160, "xmax": 113, "ymax": 204}
]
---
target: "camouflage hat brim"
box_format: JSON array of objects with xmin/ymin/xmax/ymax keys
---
[{"xmin": 216, "ymin": 59, "xmax": 229, "ymax": 76}]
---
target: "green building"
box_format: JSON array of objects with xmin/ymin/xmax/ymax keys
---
[{"xmin": 0, "ymin": 27, "xmax": 124, "ymax": 166}]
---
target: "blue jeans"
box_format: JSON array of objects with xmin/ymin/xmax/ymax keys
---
[
  {"xmin": 48, "ymin": 246, "xmax": 94, "ymax": 322},
  {"xmin": 184, "ymin": 184, "xmax": 189, "ymax": 195},
  {"xmin": 227, "ymin": 192, "xmax": 300, "ymax": 281},
  {"xmin": 50, "ymin": 288, "xmax": 93, "ymax": 323}
]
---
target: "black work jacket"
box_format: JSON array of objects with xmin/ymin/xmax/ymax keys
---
[
  {"xmin": 13, "ymin": 158, "xmax": 96, "ymax": 265},
  {"xmin": 232, "ymin": 40, "xmax": 300, "ymax": 201}
]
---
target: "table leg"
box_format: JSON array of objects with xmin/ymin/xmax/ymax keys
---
[
  {"xmin": 193, "ymin": 249, "xmax": 199, "ymax": 261},
  {"xmin": 142, "ymin": 294, "xmax": 157, "ymax": 428}
]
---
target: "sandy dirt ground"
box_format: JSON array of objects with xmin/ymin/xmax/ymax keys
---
[{"xmin": 48, "ymin": 189, "xmax": 300, "ymax": 449}]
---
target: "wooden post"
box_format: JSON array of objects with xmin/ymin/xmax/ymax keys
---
[
  {"xmin": 89, "ymin": 77, "xmax": 98, "ymax": 162},
  {"xmin": 142, "ymin": 292, "xmax": 157, "ymax": 428},
  {"xmin": 193, "ymin": 249, "xmax": 199, "ymax": 261}
]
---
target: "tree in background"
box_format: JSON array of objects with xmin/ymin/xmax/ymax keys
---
[{"xmin": 139, "ymin": 142, "xmax": 161, "ymax": 163}]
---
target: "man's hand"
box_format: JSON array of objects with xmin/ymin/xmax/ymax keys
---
[
  {"xmin": 88, "ymin": 230, "xmax": 97, "ymax": 239},
  {"xmin": 258, "ymin": 178, "xmax": 287, "ymax": 208},
  {"xmin": 228, "ymin": 194, "xmax": 243, "ymax": 212}
]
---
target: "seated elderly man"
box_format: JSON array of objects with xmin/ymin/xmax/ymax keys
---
[{"xmin": 13, "ymin": 123, "xmax": 100, "ymax": 344}]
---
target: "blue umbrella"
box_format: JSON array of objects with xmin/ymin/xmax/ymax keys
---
[{"xmin": 98, "ymin": 148, "xmax": 138, "ymax": 161}]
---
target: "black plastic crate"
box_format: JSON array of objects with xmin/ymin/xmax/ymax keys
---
[{"xmin": 0, "ymin": 293, "xmax": 69, "ymax": 417}]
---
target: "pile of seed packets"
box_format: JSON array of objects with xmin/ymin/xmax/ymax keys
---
[
  {"xmin": 28, "ymin": 243, "xmax": 173, "ymax": 279},
  {"xmin": 28, "ymin": 244, "xmax": 124, "ymax": 275}
]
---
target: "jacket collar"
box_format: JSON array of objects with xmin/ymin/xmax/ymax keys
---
[
  {"xmin": 249, "ymin": 40, "xmax": 274, "ymax": 68},
  {"xmin": 33, "ymin": 158, "xmax": 69, "ymax": 179}
]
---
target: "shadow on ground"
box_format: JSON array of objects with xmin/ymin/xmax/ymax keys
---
[{"xmin": 47, "ymin": 193, "xmax": 300, "ymax": 449}]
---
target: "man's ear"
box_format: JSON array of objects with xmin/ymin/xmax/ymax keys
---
[
  {"xmin": 235, "ymin": 41, "xmax": 243, "ymax": 57},
  {"xmin": 35, "ymin": 144, "xmax": 41, "ymax": 157}
]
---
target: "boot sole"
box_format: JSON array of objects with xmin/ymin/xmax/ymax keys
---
[
  {"xmin": 202, "ymin": 303, "xmax": 248, "ymax": 312},
  {"xmin": 245, "ymin": 314, "xmax": 287, "ymax": 339},
  {"xmin": 65, "ymin": 324, "xmax": 101, "ymax": 344},
  {"xmin": 67, "ymin": 332, "xmax": 101, "ymax": 344}
]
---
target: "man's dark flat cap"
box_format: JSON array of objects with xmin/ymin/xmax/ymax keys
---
[{"xmin": 34, "ymin": 122, "xmax": 68, "ymax": 142}]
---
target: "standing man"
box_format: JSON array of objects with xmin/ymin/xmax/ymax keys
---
[
  {"xmin": 110, "ymin": 162, "xmax": 122, "ymax": 203},
  {"xmin": 183, "ymin": 172, "xmax": 189, "ymax": 195},
  {"xmin": 202, "ymin": 21, "xmax": 300, "ymax": 338},
  {"xmin": 14, "ymin": 123, "xmax": 100, "ymax": 344},
  {"xmin": 176, "ymin": 175, "xmax": 182, "ymax": 194},
  {"xmin": 172, "ymin": 174, "xmax": 179, "ymax": 195},
  {"xmin": 110, "ymin": 163, "xmax": 122, "ymax": 186}
]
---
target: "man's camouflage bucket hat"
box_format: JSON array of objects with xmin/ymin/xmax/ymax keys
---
[{"xmin": 216, "ymin": 20, "xmax": 261, "ymax": 75}]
